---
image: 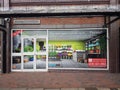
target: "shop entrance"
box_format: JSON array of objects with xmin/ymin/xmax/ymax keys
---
[
  {"xmin": 22, "ymin": 37, "xmax": 48, "ymax": 71},
  {"xmin": 11, "ymin": 28, "xmax": 108, "ymax": 72},
  {"xmin": 12, "ymin": 30, "xmax": 48, "ymax": 71}
]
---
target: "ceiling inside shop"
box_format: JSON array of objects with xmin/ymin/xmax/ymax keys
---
[
  {"xmin": 21, "ymin": 29, "xmax": 106, "ymax": 41},
  {"xmin": 48, "ymin": 29, "xmax": 106, "ymax": 41}
]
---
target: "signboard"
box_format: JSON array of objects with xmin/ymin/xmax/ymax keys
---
[{"xmin": 88, "ymin": 58, "xmax": 107, "ymax": 67}]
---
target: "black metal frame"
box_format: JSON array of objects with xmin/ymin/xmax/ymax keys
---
[
  {"xmin": 0, "ymin": 25, "xmax": 7, "ymax": 73},
  {"xmin": 103, "ymin": 16, "xmax": 120, "ymax": 27},
  {"xmin": 0, "ymin": 12, "xmax": 120, "ymax": 18}
]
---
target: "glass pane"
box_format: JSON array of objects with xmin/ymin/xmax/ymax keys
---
[
  {"xmin": 12, "ymin": 30, "xmax": 21, "ymax": 53},
  {"xmin": 22, "ymin": 30, "xmax": 47, "ymax": 37},
  {"xmin": 36, "ymin": 55, "xmax": 46, "ymax": 69},
  {"xmin": 23, "ymin": 55, "xmax": 34, "ymax": 69},
  {"xmin": 48, "ymin": 29, "xmax": 107, "ymax": 69},
  {"xmin": 36, "ymin": 38, "xmax": 46, "ymax": 52},
  {"xmin": 12, "ymin": 56, "xmax": 21, "ymax": 70},
  {"xmin": 24, "ymin": 38, "xmax": 34, "ymax": 52}
]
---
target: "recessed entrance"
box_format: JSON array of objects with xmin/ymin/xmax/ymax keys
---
[{"xmin": 11, "ymin": 28, "xmax": 108, "ymax": 71}]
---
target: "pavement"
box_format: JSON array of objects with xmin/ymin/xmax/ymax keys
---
[
  {"xmin": 0, "ymin": 70, "xmax": 120, "ymax": 90},
  {"xmin": 0, "ymin": 88, "xmax": 120, "ymax": 90}
]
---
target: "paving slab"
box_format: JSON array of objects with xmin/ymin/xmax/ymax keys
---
[
  {"xmin": 11, "ymin": 88, "xmax": 27, "ymax": 90},
  {"xmin": 85, "ymin": 87, "xmax": 97, "ymax": 90},
  {"xmin": 44, "ymin": 89, "xmax": 60, "ymax": 90},
  {"xmin": 97, "ymin": 88, "xmax": 110, "ymax": 90},
  {"xmin": 0, "ymin": 88, "xmax": 10, "ymax": 90},
  {"xmin": 28, "ymin": 88, "xmax": 44, "ymax": 90},
  {"xmin": 110, "ymin": 88, "xmax": 118, "ymax": 90},
  {"xmin": 61, "ymin": 88, "xmax": 78, "ymax": 90},
  {"xmin": 78, "ymin": 88, "xmax": 85, "ymax": 90}
]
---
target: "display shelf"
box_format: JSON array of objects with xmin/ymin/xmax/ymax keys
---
[
  {"xmin": 48, "ymin": 44, "xmax": 73, "ymax": 60},
  {"xmin": 86, "ymin": 39, "xmax": 100, "ymax": 54}
]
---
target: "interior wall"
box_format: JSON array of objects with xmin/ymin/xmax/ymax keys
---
[{"xmin": 48, "ymin": 40, "xmax": 85, "ymax": 50}]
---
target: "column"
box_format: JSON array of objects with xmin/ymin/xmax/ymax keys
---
[{"xmin": 109, "ymin": 0, "xmax": 120, "ymax": 73}]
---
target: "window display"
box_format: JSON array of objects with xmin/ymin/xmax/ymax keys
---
[
  {"xmin": 12, "ymin": 30, "xmax": 21, "ymax": 53},
  {"xmin": 23, "ymin": 55, "xmax": 34, "ymax": 69},
  {"xmin": 11, "ymin": 29, "xmax": 108, "ymax": 71},
  {"xmin": 36, "ymin": 55, "xmax": 46, "ymax": 69},
  {"xmin": 48, "ymin": 30, "xmax": 107, "ymax": 69},
  {"xmin": 12, "ymin": 56, "xmax": 21, "ymax": 69},
  {"xmin": 24, "ymin": 38, "xmax": 34, "ymax": 52}
]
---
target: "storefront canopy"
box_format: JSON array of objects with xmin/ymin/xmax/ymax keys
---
[{"xmin": 0, "ymin": 5, "xmax": 120, "ymax": 17}]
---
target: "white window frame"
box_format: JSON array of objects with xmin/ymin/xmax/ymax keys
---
[{"xmin": 11, "ymin": 28, "xmax": 109, "ymax": 72}]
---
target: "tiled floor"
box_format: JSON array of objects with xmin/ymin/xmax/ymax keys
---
[
  {"xmin": 13, "ymin": 59, "xmax": 88, "ymax": 70},
  {"xmin": 49, "ymin": 59, "xmax": 88, "ymax": 68}
]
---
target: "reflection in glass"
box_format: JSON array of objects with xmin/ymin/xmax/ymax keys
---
[
  {"xmin": 12, "ymin": 30, "xmax": 21, "ymax": 53},
  {"xmin": 23, "ymin": 55, "xmax": 34, "ymax": 69},
  {"xmin": 36, "ymin": 55, "xmax": 46, "ymax": 69},
  {"xmin": 22, "ymin": 30, "xmax": 47, "ymax": 36},
  {"xmin": 36, "ymin": 38, "xmax": 46, "ymax": 52},
  {"xmin": 12, "ymin": 56, "xmax": 21, "ymax": 69},
  {"xmin": 24, "ymin": 38, "xmax": 34, "ymax": 52}
]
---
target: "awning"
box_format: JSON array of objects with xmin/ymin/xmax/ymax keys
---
[{"xmin": 0, "ymin": 5, "xmax": 120, "ymax": 17}]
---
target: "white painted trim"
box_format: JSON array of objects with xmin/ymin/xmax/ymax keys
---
[
  {"xmin": 48, "ymin": 68, "xmax": 108, "ymax": 71},
  {"xmin": 107, "ymin": 28, "xmax": 109, "ymax": 70},
  {"xmin": 11, "ymin": 28, "xmax": 107, "ymax": 31}
]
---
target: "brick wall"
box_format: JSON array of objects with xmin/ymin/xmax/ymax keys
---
[
  {"xmin": 13, "ymin": 17, "xmax": 104, "ymax": 25},
  {"xmin": 41, "ymin": 17, "xmax": 104, "ymax": 25}
]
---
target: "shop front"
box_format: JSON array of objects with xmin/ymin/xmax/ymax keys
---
[{"xmin": 11, "ymin": 28, "xmax": 109, "ymax": 72}]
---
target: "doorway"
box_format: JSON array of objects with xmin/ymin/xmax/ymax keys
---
[
  {"xmin": 11, "ymin": 30, "xmax": 48, "ymax": 71},
  {"xmin": 11, "ymin": 28, "xmax": 108, "ymax": 72}
]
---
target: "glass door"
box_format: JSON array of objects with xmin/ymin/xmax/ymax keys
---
[
  {"xmin": 22, "ymin": 37, "xmax": 48, "ymax": 71},
  {"xmin": 35, "ymin": 37, "xmax": 48, "ymax": 70},
  {"xmin": 22, "ymin": 37, "xmax": 34, "ymax": 70}
]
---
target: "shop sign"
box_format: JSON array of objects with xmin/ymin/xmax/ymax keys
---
[{"xmin": 88, "ymin": 58, "xmax": 107, "ymax": 67}]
